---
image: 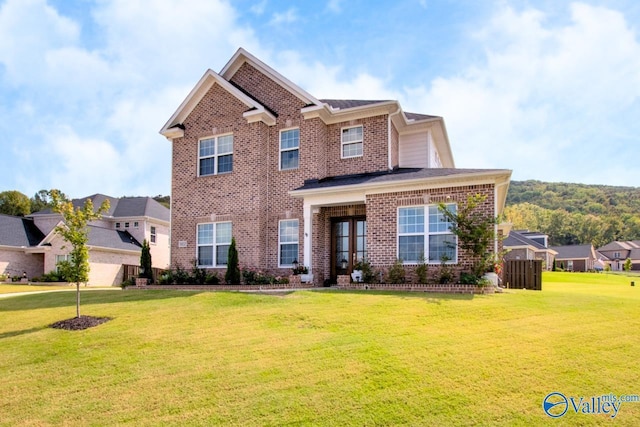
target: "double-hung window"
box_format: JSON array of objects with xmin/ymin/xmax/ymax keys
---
[
  {"xmin": 280, "ymin": 128, "xmax": 299, "ymax": 170},
  {"xmin": 278, "ymin": 219, "xmax": 299, "ymax": 267},
  {"xmin": 199, "ymin": 134, "xmax": 233, "ymax": 176},
  {"xmin": 341, "ymin": 125, "xmax": 363, "ymax": 158},
  {"xmin": 398, "ymin": 204, "xmax": 457, "ymax": 263},
  {"xmin": 150, "ymin": 226, "xmax": 157, "ymax": 244},
  {"xmin": 197, "ymin": 222, "xmax": 232, "ymax": 267}
]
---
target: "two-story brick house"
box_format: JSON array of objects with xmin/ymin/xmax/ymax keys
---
[{"xmin": 160, "ymin": 48, "xmax": 511, "ymax": 284}]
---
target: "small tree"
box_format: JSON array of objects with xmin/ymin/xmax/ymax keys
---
[
  {"xmin": 438, "ymin": 193, "xmax": 497, "ymax": 280},
  {"xmin": 140, "ymin": 239, "xmax": 153, "ymax": 283},
  {"xmin": 225, "ymin": 237, "xmax": 240, "ymax": 284},
  {"xmin": 51, "ymin": 191, "xmax": 109, "ymax": 318},
  {"xmin": 623, "ymin": 258, "xmax": 632, "ymax": 272}
]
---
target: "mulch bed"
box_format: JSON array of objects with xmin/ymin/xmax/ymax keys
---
[{"xmin": 49, "ymin": 315, "xmax": 112, "ymax": 331}]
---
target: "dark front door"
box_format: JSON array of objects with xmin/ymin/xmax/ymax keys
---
[{"xmin": 331, "ymin": 217, "xmax": 366, "ymax": 281}]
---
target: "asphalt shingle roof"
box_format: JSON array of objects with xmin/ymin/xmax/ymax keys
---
[
  {"xmin": 504, "ymin": 231, "xmax": 547, "ymax": 250},
  {"xmin": 0, "ymin": 214, "xmax": 45, "ymax": 247},
  {"xmin": 293, "ymin": 168, "xmax": 509, "ymax": 192},
  {"xmin": 87, "ymin": 226, "xmax": 142, "ymax": 251},
  {"xmin": 550, "ymin": 244, "xmax": 595, "ymax": 260}
]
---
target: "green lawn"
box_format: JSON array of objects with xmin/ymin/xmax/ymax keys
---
[{"xmin": 0, "ymin": 272, "xmax": 638, "ymax": 426}]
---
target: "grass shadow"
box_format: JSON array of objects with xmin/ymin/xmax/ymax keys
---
[
  {"xmin": 0, "ymin": 289, "xmax": 205, "ymax": 312},
  {"xmin": 0, "ymin": 326, "xmax": 48, "ymax": 339}
]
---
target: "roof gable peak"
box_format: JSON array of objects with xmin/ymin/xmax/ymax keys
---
[{"xmin": 220, "ymin": 48, "xmax": 322, "ymax": 106}]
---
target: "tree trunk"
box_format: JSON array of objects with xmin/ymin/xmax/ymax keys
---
[{"xmin": 76, "ymin": 281, "xmax": 80, "ymax": 318}]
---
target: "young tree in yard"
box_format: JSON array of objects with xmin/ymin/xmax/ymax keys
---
[
  {"xmin": 139, "ymin": 239, "xmax": 153, "ymax": 283},
  {"xmin": 439, "ymin": 193, "xmax": 497, "ymax": 281},
  {"xmin": 51, "ymin": 191, "xmax": 110, "ymax": 318},
  {"xmin": 225, "ymin": 237, "xmax": 240, "ymax": 284},
  {"xmin": 624, "ymin": 258, "xmax": 632, "ymax": 272}
]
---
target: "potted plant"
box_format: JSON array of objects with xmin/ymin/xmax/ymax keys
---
[{"xmin": 292, "ymin": 260, "xmax": 313, "ymax": 284}]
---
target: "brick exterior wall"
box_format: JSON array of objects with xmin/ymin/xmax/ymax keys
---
[{"xmin": 0, "ymin": 248, "xmax": 44, "ymax": 279}]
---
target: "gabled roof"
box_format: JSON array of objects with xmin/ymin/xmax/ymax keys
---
[
  {"xmin": 598, "ymin": 240, "xmax": 640, "ymax": 251},
  {"xmin": 504, "ymin": 230, "xmax": 547, "ymax": 250},
  {"xmin": 550, "ymin": 244, "xmax": 596, "ymax": 260},
  {"xmin": 159, "ymin": 67, "xmax": 276, "ymax": 138},
  {"xmin": 0, "ymin": 214, "xmax": 45, "ymax": 247},
  {"xmin": 29, "ymin": 195, "xmax": 169, "ymax": 222},
  {"xmin": 221, "ymin": 48, "xmax": 322, "ymax": 106}
]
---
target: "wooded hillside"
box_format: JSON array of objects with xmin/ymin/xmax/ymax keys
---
[{"xmin": 505, "ymin": 180, "xmax": 640, "ymax": 247}]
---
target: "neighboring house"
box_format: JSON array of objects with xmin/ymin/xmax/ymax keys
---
[
  {"xmin": 549, "ymin": 244, "xmax": 598, "ymax": 272},
  {"xmin": 597, "ymin": 241, "xmax": 640, "ymax": 271},
  {"xmin": 503, "ymin": 230, "xmax": 557, "ymax": 270},
  {"xmin": 0, "ymin": 195, "xmax": 170, "ymax": 285},
  {"xmin": 160, "ymin": 48, "xmax": 512, "ymax": 284}
]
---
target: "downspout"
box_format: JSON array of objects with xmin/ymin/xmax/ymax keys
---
[{"xmin": 388, "ymin": 108, "xmax": 401, "ymax": 170}]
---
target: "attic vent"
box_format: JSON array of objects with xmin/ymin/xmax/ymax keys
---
[{"xmin": 178, "ymin": 241, "xmax": 188, "ymax": 248}]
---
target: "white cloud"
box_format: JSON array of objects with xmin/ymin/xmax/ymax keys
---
[
  {"xmin": 406, "ymin": 3, "xmax": 640, "ymax": 184},
  {"xmin": 0, "ymin": 0, "xmax": 80, "ymax": 84},
  {"xmin": 327, "ymin": 0, "xmax": 342, "ymax": 14},
  {"xmin": 250, "ymin": 0, "xmax": 267, "ymax": 15},
  {"xmin": 269, "ymin": 8, "xmax": 298, "ymax": 26}
]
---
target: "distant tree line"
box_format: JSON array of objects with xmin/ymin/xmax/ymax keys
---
[{"xmin": 505, "ymin": 181, "xmax": 640, "ymax": 247}]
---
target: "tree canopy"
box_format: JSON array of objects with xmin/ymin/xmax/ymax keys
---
[
  {"xmin": 0, "ymin": 190, "xmax": 31, "ymax": 216},
  {"xmin": 506, "ymin": 181, "xmax": 640, "ymax": 247}
]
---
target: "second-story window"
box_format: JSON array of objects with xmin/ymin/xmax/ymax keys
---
[
  {"xmin": 280, "ymin": 128, "xmax": 299, "ymax": 170},
  {"xmin": 341, "ymin": 125, "xmax": 363, "ymax": 158},
  {"xmin": 199, "ymin": 134, "xmax": 233, "ymax": 176},
  {"xmin": 150, "ymin": 226, "xmax": 157, "ymax": 244}
]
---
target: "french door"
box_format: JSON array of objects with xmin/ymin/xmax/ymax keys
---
[{"xmin": 331, "ymin": 217, "xmax": 366, "ymax": 281}]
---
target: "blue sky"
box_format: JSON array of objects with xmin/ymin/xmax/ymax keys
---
[{"xmin": 1, "ymin": 0, "xmax": 639, "ymax": 199}]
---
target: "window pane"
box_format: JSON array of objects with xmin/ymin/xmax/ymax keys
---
[
  {"xmin": 342, "ymin": 142, "xmax": 362, "ymax": 157},
  {"xmin": 342, "ymin": 126, "xmax": 362, "ymax": 143},
  {"xmin": 280, "ymin": 243, "xmax": 298, "ymax": 266},
  {"xmin": 217, "ymin": 154, "xmax": 233, "ymax": 173},
  {"xmin": 428, "ymin": 234, "xmax": 456, "ymax": 262},
  {"xmin": 217, "ymin": 135, "xmax": 233, "ymax": 154},
  {"xmin": 200, "ymin": 157, "xmax": 215, "ymax": 176},
  {"xmin": 399, "ymin": 207, "xmax": 425, "ymax": 234},
  {"xmin": 429, "ymin": 205, "xmax": 455, "ymax": 233},
  {"xmin": 199, "ymin": 139, "xmax": 215, "ymax": 157},
  {"xmin": 280, "ymin": 149, "xmax": 299, "ymax": 170},
  {"xmin": 216, "ymin": 245, "xmax": 229, "ymax": 266},
  {"xmin": 280, "ymin": 129, "xmax": 299, "ymax": 150},
  {"xmin": 399, "ymin": 235, "xmax": 424, "ymax": 263},
  {"xmin": 279, "ymin": 220, "xmax": 299, "ymax": 243},
  {"xmin": 198, "ymin": 246, "xmax": 213, "ymax": 266},
  {"xmin": 197, "ymin": 224, "xmax": 214, "ymax": 245},
  {"xmin": 216, "ymin": 222, "xmax": 232, "ymax": 244}
]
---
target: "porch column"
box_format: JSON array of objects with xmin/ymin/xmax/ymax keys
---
[{"xmin": 303, "ymin": 202, "xmax": 314, "ymax": 271}]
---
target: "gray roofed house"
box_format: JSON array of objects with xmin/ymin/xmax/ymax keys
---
[
  {"xmin": 503, "ymin": 230, "xmax": 557, "ymax": 270},
  {"xmin": 596, "ymin": 240, "xmax": 640, "ymax": 271},
  {"xmin": 550, "ymin": 244, "xmax": 598, "ymax": 272},
  {"xmin": 1, "ymin": 194, "xmax": 170, "ymax": 285}
]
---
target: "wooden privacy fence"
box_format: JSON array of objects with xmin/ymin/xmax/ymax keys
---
[
  {"xmin": 122, "ymin": 264, "xmax": 164, "ymax": 283},
  {"xmin": 504, "ymin": 260, "xmax": 542, "ymax": 290}
]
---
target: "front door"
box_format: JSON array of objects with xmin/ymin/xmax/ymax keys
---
[{"xmin": 331, "ymin": 217, "xmax": 366, "ymax": 281}]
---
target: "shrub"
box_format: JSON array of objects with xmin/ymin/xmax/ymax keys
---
[
  {"xmin": 140, "ymin": 239, "xmax": 153, "ymax": 283},
  {"xmin": 120, "ymin": 278, "xmax": 135, "ymax": 289},
  {"xmin": 460, "ymin": 272, "xmax": 478, "ymax": 285},
  {"xmin": 225, "ymin": 238, "xmax": 240, "ymax": 284},
  {"xmin": 415, "ymin": 254, "xmax": 428, "ymax": 284},
  {"xmin": 354, "ymin": 259, "xmax": 377, "ymax": 284},
  {"xmin": 387, "ymin": 259, "xmax": 406, "ymax": 284},
  {"xmin": 438, "ymin": 255, "xmax": 454, "ymax": 284},
  {"xmin": 205, "ymin": 272, "xmax": 220, "ymax": 285}
]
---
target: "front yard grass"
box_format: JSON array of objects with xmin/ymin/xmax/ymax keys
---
[{"xmin": 0, "ymin": 272, "xmax": 638, "ymax": 426}]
